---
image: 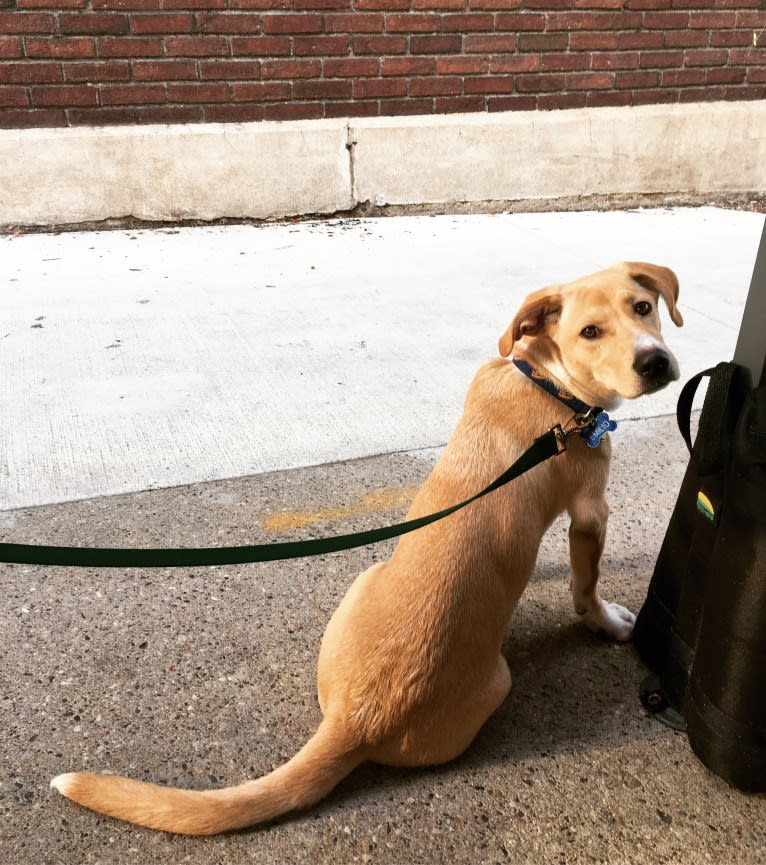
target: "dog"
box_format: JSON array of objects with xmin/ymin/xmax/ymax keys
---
[{"xmin": 51, "ymin": 261, "xmax": 683, "ymax": 835}]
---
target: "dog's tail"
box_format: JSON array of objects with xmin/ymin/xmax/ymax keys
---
[{"xmin": 50, "ymin": 718, "xmax": 365, "ymax": 836}]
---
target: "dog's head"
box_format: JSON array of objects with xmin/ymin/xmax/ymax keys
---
[{"xmin": 498, "ymin": 262, "xmax": 683, "ymax": 408}]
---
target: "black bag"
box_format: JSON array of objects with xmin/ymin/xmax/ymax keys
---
[{"xmin": 634, "ymin": 361, "xmax": 766, "ymax": 792}]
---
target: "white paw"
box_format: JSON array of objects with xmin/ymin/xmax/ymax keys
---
[{"xmin": 581, "ymin": 601, "xmax": 636, "ymax": 642}]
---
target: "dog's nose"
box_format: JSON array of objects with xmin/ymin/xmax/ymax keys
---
[{"xmin": 634, "ymin": 349, "xmax": 672, "ymax": 382}]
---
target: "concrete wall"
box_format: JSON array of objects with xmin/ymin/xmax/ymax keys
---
[{"xmin": 1, "ymin": 100, "xmax": 765, "ymax": 227}]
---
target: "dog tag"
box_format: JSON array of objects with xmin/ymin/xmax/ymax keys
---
[{"xmin": 582, "ymin": 411, "xmax": 617, "ymax": 448}]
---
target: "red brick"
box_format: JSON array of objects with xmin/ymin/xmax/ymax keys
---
[
  {"xmin": 464, "ymin": 34, "xmax": 517, "ymax": 52},
  {"xmin": 100, "ymin": 83, "xmax": 166, "ymax": 104},
  {"xmin": 20, "ymin": 0, "xmax": 89, "ymax": 7},
  {"xmin": 164, "ymin": 35, "xmax": 229, "ymax": 56},
  {"xmin": 130, "ymin": 13, "xmax": 194, "ymax": 34},
  {"xmin": 539, "ymin": 92, "xmax": 589, "ymax": 109},
  {"xmin": 514, "ymin": 73, "xmax": 566, "ymax": 92},
  {"xmin": 730, "ymin": 48, "xmax": 766, "ymax": 65},
  {"xmin": 0, "ymin": 86, "xmax": 29, "ymax": 108},
  {"xmin": 569, "ymin": 32, "xmax": 619, "ymax": 50},
  {"xmin": 662, "ymin": 30, "xmax": 709, "ymax": 48},
  {"xmin": 196, "ymin": 12, "xmax": 262, "ymax": 33},
  {"xmin": 408, "ymin": 75, "xmax": 461, "ymax": 96},
  {"xmin": 684, "ymin": 48, "xmax": 729, "ymax": 66},
  {"xmin": 678, "ymin": 87, "xmax": 725, "ymax": 103},
  {"xmin": 709, "ymin": 31, "xmax": 753, "ymax": 48},
  {"xmin": 436, "ymin": 95, "xmax": 487, "ymax": 113},
  {"xmin": 471, "ymin": 0, "xmax": 522, "ymax": 7},
  {"xmin": 643, "ymin": 11, "xmax": 689, "ymax": 28},
  {"xmin": 584, "ymin": 90, "xmax": 631, "ymax": 107},
  {"xmin": 64, "ymin": 60, "xmax": 131, "ymax": 82},
  {"xmin": 134, "ymin": 106, "xmax": 203, "ymax": 123},
  {"xmin": 639, "ymin": 51, "xmax": 684, "ymax": 68},
  {"xmin": 575, "ymin": 0, "xmax": 625, "ymax": 7},
  {"xmin": 517, "ymin": 33, "xmax": 568, "ymax": 51},
  {"xmin": 133, "ymin": 59, "xmax": 198, "ymax": 80},
  {"xmin": 546, "ymin": 11, "xmax": 641, "ymax": 29},
  {"xmin": 495, "ymin": 12, "xmax": 545, "ymax": 30},
  {"xmin": 689, "ymin": 10, "xmax": 736, "ymax": 28},
  {"xmin": 230, "ymin": 0, "xmax": 289, "ymax": 7},
  {"xmin": 293, "ymin": 0, "xmax": 350, "ymax": 8},
  {"xmin": 353, "ymin": 35, "xmax": 407, "ymax": 53},
  {"xmin": 411, "ymin": 34, "xmax": 463, "ymax": 53},
  {"xmin": 377, "ymin": 97, "xmax": 434, "ymax": 114},
  {"xmin": 353, "ymin": 77, "xmax": 407, "ymax": 97},
  {"xmin": 660, "ymin": 68, "xmax": 705, "ymax": 86},
  {"xmin": 31, "ymin": 84, "xmax": 98, "ymax": 106},
  {"xmin": 325, "ymin": 13, "xmax": 383, "ymax": 32},
  {"xmin": 230, "ymin": 80, "xmax": 291, "ymax": 100},
  {"xmin": 0, "ymin": 108, "xmax": 66, "ymax": 127},
  {"xmin": 167, "ymin": 82, "xmax": 230, "ymax": 102},
  {"xmin": 161, "ymin": 0, "xmax": 225, "ymax": 8},
  {"xmin": 0, "ymin": 61, "xmax": 62, "ymax": 83},
  {"xmin": 324, "ymin": 99, "xmax": 379, "ymax": 117},
  {"xmin": 0, "ymin": 37, "xmax": 23, "ymax": 58},
  {"xmin": 436, "ymin": 55, "xmax": 489, "ymax": 74},
  {"xmin": 614, "ymin": 70, "xmax": 660, "ymax": 88},
  {"xmin": 523, "ymin": 0, "xmax": 575, "ymax": 7},
  {"xmin": 91, "ymin": 0, "xmax": 162, "ymax": 8},
  {"xmin": 0, "ymin": 12, "xmax": 55, "ymax": 33},
  {"xmin": 624, "ymin": 0, "xmax": 670, "ymax": 6},
  {"xmin": 540, "ymin": 52, "xmax": 591, "ymax": 71},
  {"xmin": 24, "ymin": 37, "xmax": 96, "ymax": 59},
  {"xmin": 489, "ymin": 53, "xmax": 540, "ymax": 72},
  {"xmin": 261, "ymin": 58, "xmax": 321, "ymax": 78},
  {"xmin": 59, "ymin": 13, "xmax": 129, "ymax": 34},
  {"xmin": 464, "ymin": 75, "xmax": 516, "ymax": 94},
  {"xmin": 442, "ymin": 13, "xmax": 495, "ymax": 31},
  {"xmin": 293, "ymin": 78, "xmax": 351, "ymax": 98},
  {"xmin": 591, "ymin": 51, "xmax": 639, "ymax": 70},
  {"xmin": 618, "ymin": 31, "xmax": 664, "ymax": 49},
  {"xmin": 199, "ymin": 59, "xmax": 261, "ymax": 80},
  {"xmin": 381, "ymin": 56, "xmax": 435, "ymax": 75},
  {"xmin": 354, "ymin": 0, "xmax": 408, "ymax": 8},
  {"xmin": 231, "ymin": 36, "xmax": 291, "ymax": 56},
  {"xmin": 706, "ymin": 66, "xmax": 745, "ymax": 85},
  {"xmin": 566, "ymin": 71, "xmax": 612, "ymax": 89},
  {"xmin": 97, "ymin": 36, "xmax": 163, "ymax": 56},
  {"xmin": 323, "ymin": 57, "xmax": 379, "ymax": 76},
  {"xmin": 292, "ymin": 35, "xmax": 351, "ymax": 55},
  {"xmin": 261, "ymin": 13, "xmax": 322, "ymax": 34},
  {"xmin": 489, "ymin": 94, "xmax": 539, "ymax": 110},
  {"xmin": 68, "ymin": 106, "xmax": 137, "ymax": 124},
  {"xmin": 747, "ymin": 67, "xmax": 766, "ymax": 83},
  {"xmin": 411, "ymin": 0, "xmax": 466, "ymax": 8},
  {"xmin": 264, "ymin": 102, "xmax": 324, "ymax": 120},
  {"xmin": 632, "ymin": 89, "xmax": 678, "ymax": 105},
  {"xmin": 385, "ymin": 13, "xmax": 441, "ymax": 32},
  {"xmin": 204, "ymin": 104, "xmax": 265, "ymax": 122}
]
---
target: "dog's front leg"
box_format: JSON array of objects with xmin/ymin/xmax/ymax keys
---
[{"xmin": 567, "ymin": 491, "xmax": 635, "ymax": 642}]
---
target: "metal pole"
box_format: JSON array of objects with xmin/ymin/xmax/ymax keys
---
[{"xmin": 733, "ymin": 217, "xmax": 766, "ymax": 386}]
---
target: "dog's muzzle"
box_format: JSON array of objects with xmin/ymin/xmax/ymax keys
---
[{"xmin": 634, "ymin": 348, "xmax": 678, "ymax": 388}]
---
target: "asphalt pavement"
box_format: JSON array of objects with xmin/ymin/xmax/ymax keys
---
[{"xmin": 2, "ymin": 207, "xmax": 765, "ymax": 864}]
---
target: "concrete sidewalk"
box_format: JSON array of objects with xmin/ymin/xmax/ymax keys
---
[{"xmin": 2, "ymin": 207, "xmax": 766, "ymax": 864}]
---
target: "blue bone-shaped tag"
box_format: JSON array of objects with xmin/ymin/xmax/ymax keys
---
[{"xmin": 581, "ymin": 411, "xmax": 617, "ymax": 448}]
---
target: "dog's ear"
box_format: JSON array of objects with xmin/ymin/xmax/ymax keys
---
[
  {"xmin": 623, "ymin": 262, "xmax": 683, "ymax": 327},
  {"xmin": 499, "ymin": 291, "xmax": 562, "ymax": 357}
]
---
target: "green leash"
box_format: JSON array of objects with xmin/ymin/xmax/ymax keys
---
[{"xmin": 0, "ymin": 427, "xmax": 567, "ymax": 569}]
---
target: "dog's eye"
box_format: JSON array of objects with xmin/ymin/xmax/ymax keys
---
[
  {"xmin": 580, "ymin": 325, "xmax": 600, "ymax": 340},
  {"xmin": 635, "ymin": 300, "xmax": 652, "ymax": 316}
]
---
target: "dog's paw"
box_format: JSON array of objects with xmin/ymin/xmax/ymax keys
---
[{"xmin": 580, "ymin": 601, "xmax": 635, "ymax": 642}]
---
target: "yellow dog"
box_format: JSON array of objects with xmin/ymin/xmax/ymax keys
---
[{"xmin": 52, "ymin": 262, "xmax": 682, "ymax": 835}]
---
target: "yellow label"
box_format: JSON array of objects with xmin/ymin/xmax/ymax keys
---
[{"xmin": 696, "ymin": 491, "xmax": 715, "ymax": 522}]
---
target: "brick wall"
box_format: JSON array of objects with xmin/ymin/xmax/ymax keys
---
[{"xmin": 1, "ymin": 0, "xmax": 765, "ymax": 129}]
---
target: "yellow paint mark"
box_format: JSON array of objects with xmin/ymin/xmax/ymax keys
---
[{"xmin": 264, "ymin": 486, "xmax": 420, "ymax": 532}]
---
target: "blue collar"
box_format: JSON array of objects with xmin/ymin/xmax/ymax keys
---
[{"xmin": 512, "ymin": 358, "xmax": 617, "ymax": 448}]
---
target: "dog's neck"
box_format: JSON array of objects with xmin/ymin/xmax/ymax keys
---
[{"xmin": 511, "ymin": 358, "xmax": 593, "ymax": 416}]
